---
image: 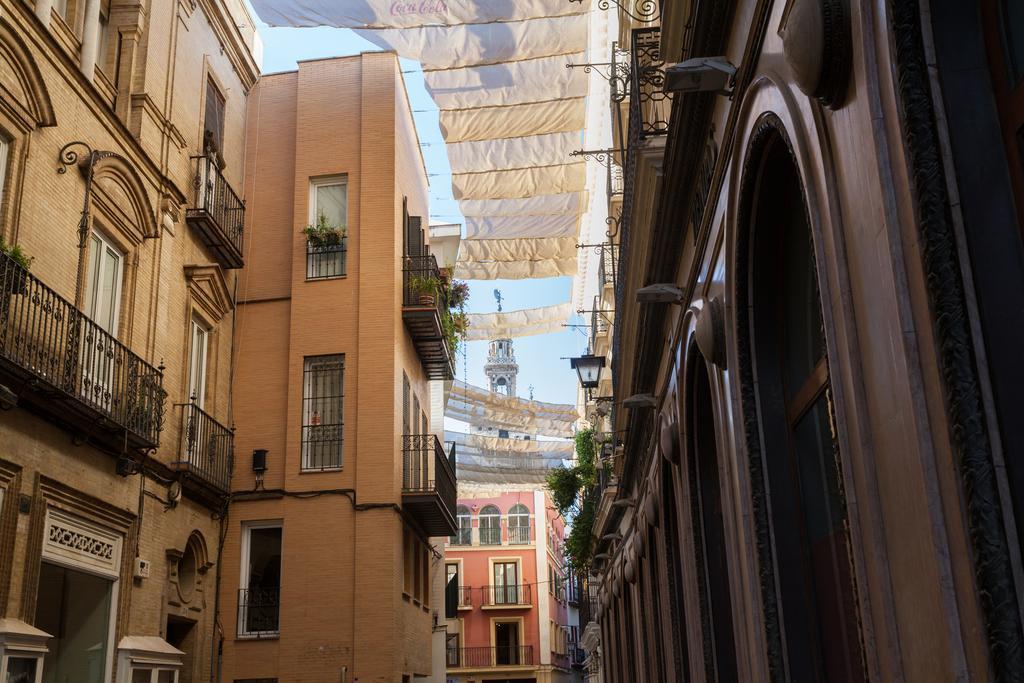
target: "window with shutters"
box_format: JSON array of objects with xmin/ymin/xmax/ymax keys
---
[
  {"xmin": 203, "ymin": 78, "xmax": 226, "ymax": 156},
  {"xmin": 301, "ymin": 355, "xmax": 344, "ymax": 471}
]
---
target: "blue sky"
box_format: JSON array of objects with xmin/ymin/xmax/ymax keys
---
[{"xmin": 254, "ymin": 23, "xmax": 587, "ymax": 406}]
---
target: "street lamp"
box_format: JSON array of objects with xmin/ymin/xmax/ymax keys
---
[{"xmin": 570, "ymin": 354, "xmax": 606, "ymax": 392}]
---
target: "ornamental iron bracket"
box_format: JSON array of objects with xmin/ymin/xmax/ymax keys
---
[{"xmin": 569, "ymin": 0, "xmax": 660, "ymax": 24}]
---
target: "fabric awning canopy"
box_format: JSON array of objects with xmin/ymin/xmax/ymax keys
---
[
  {"xmin": 248, "ymin": 0, "xmax": 598, "ymax": 281},
  {"xmin": 446, "ymin": 381, "xmax": 578, "ymax": 437},
  {"xmin": 464, "ymin": 302, "xmax": 573, "ymax": 340}
]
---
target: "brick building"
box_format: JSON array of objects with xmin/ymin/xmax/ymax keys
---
[
  {"xmin": 444, "ymin": 489, "xmax": 575, "ymax": 683},
  {"xmin": 0, "ymin": 0, "xmax": 258, "ymax": 681},
  {"xmin": 220, "ymin": 53, "xmax": 458, "ymax": 682}
]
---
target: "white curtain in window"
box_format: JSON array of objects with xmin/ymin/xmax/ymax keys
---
[{"xmin": 314, "ymin": 181, "xmax": 347, "ymax": 227}]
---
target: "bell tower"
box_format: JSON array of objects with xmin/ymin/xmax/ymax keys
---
[{"xmin": 485, "ymin": 338, "xmax": 518, "ymax": 397}]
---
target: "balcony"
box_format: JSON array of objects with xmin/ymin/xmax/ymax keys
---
[
  {"xmin": 0, "ymin": 253, "xmax": 165, "ymax": 454},
  {"xmin": 449, "ymin": 525, "xmax": 472, "ymax": 546},
  {"xmin": 479, "ymin": 526, "xmax": 501, "ymax": 545},
  {"xmin": 481, "ymin": 584, "xmax": 532, "ymax": 609},
  {"xmin": 401, "ymin": 434, "xmax": 457, "ymax": 536},
  {"xmin": 570, "ymin": 644, "xmax": 587, "ymax": 668},
  {"xmin": 237, "ymin": 587, "xmax": 279, "ymax": 639},
  {"xmin": 448, "ymin": 646, "xmax": 535, "ymax": 668},
  {"xmin": 508, "ymin": 525, "xmax": 532, "ymax": 545},
  {"xmin": 401, "ymin": 254, "xmax": 455, "ymax": 380},
  {"xmin": 186, "ymin": 155, "xmax": 245, "ymax": 269},
  {"xmin": 173, "ymin": 400, "xmax": 233, "ymax": 497}
]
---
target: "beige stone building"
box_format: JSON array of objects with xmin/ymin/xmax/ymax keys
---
[
  {"xmin": 0, "ymin": 0, "xmax": 257, "ymax": 680},
  {"xmin": 220, "ymin": 53, "xmax": 458, "ymax": 682}
]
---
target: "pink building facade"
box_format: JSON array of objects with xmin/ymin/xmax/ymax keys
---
[{"xmin": 444, "ymin": 489, "xmax": 576, "ymax": 683}]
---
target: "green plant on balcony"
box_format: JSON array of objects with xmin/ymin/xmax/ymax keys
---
[
  {"xmin": 408, "ymin": 273, "xmax": 441, "ymax": 306},
  {"xmin": 302, "ymin": 212, "xmax": 347, "ymax": 249},
  {"xmin": 0, "ymin": 238, "xmax": 32, "ymax": 297},
  {"xmin": 547, "ymin": 427, "xmax": 601, "ymax": 571}
]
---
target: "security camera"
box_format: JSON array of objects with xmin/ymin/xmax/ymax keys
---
[{"xmin": 664, "ymin": 57, "xmax": 736, "ymax": 95}]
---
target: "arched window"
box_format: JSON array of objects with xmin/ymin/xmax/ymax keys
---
[
  {"xmin": 508, "ymin": 503, "xmax": 530, "ymax": 544},
  {"xmin": 686, "ymin": 349, "xmax": 738, "ymax": 681},
  {"xmin": 746, "ymin": 126, "xmax": 864, "ymax": 681},
  {"xmin": 660, "ymin": 460, "xmax": 691, "ymax": 681},
  {"xmin": 452, "ymin": 505, "xmax": 471, "ymax": 545},
  {"xmin": 479, "ymin": 504, "xmax": 501, "ymax": 545}
]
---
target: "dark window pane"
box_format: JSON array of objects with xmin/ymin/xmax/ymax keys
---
[
  {"xmin": 793, "ymin": 393, "xmax": 862, "ymax": 681},
  {"xmin": 782, "ymin": 203, "xmax": 825, "ymax": 403},
  {"xmin": 1001, "ymin": 0, "xmax": 1024, "ymax": 84}
]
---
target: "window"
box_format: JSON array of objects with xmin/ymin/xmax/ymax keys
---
[
  {"xmin": 239, "ymin": 523, "xmax": 281, "ymax": 637},
  {"xmin": 493, "ymin": 561, "xmax": 519, "ymax": 605},
  {"xmin": 661, "ymin": 459, "xmax": 691, "ymax": 681},
  {"xmin": 97, "ymin": 0, "xmax": 112, "ymax": 78},
  {"xmin": 445, "ymin": 563, "xmax": 459, "ymax": 617},
  {"xmin": 446, "ymin": 632, "xmax": 461, "ymax": 667},
  {"xmin": 129, "ymin": 668, "xmax": 178, "ymax": 683},
  {"xmin": 686, "ymin": 350, "xmax": 738, "ymax": 681},
  {"xmin": 85, "ymin": 230, "xmax": 123, "ymax": 335},
  {"xmin": 748, "ymin": 132, "xmax": 863, "ymax": 681},
  {"xmin": 82, "ymin": 230, "xmax": 124, "ymax": 411},
  {"xmin": 479, "ymin": 505, "xmax": 501, "ymax": 545},
  {"xmin": 494, "ymin": 621, "xmax": 521, "ymax": 665},
  {"xmin": 301, "ymin": 355, "xmax": 344, "ymax": 470},
  {"xmin": 498, "ymin": 429, "xmax": 509, "ymax": 439},
  {"xmin": 508, "ymin": 503, "xmax": 530, "ymax": 544},
  {"xmin": 203, "ymin": 78, "xmax": 225, "ymax": 156},
  {"xmin": 403, "ymin": 528, "xmax": 414, "ymax": 596},
  {"xmin": 306, "ymin": 177, "xmax": 348, "ymax": 279},
  {"xmin": 0, "ymin": 134, "xmax": 9, "ymax": 216},
  {"xmin": 35, "ymin": 562, "xmax": 114, "ymax": 682},
  {"xmin": 452, "ymin": 505, "xmax": 472, "ymax": 545},
  {"xmin": 187, "ymin": 317, "xmax": 209, "ymax": 408}
]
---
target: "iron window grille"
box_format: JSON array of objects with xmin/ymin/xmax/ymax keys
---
[
  {"xmin": 306, "ymin": 238, "xmax": 347, "ymax": 280},
  {"xmin": 237, "ymin": 587, "xmax": 280, "ymax": 638},
  {"xmin": 301, "ymin": 354, "xmax": 344, "ymax": 471}
]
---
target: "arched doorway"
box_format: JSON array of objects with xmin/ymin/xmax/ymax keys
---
[
  {"xmin": 685, "ymin": 348, "xmax": 737, "ymax": 682},
  {"xmin": 738, "ymin": 117, "xmax": 865, "ymax": 681}
]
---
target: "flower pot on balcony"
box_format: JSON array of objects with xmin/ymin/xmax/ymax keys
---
[{"xmin": 418, "ymin": 293, "xmax": 436, "ymax": 306}]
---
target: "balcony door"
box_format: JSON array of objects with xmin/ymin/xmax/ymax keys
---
[
  {"xmin": 188, "ymin": 317, "xmax": 209, "ymax": 409},
  {"xmin": 493, "ymin": 561, "xmax": 518, "ymax": 605},
  {"xmin": 494, "ymin": 621, "xmax": 521, "ymax": 665},
  {"xmin": 81, "ymin": 230, "xmax": 123, "ymax": 410}
]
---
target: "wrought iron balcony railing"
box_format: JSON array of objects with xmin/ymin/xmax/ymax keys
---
[
  {"xmin": 187, "ymin": 155, "xmax": 245, "ymax": 269},
  {"xmin": 571, "ymin": 644, "xmax": 587, "ymax": 667},
  {"xmin": 448, "ymin": 645, "xmax": 535, "ymax": 668},
  {"xmin": 598, "ymin": 244, "xmax": 618, "ymax": 291},
  {"xmin": 306, "ymin": 239, "xmax": 347, "ymax": 280},
  {"xmin": 174, "ymin": 400, "xmax": 233, "ymax": 493},
  {"xmin": 0, "ymin": 253, "xmax": 165, "ymax": 451},
  {"xmin": 552, "ymin": 652, "xmax": 571, "ymax": 670},
  {"xmin": 401, "ymin": 254, "xmax": 455, "ymax": 380},
  {"xmin": 479, "ymin": 526, "xmax": 501, "ymax": 545},
  {"xmin": 237, "ymin": 587, "xmax": 279, "ymax": 638},
  {"xmin": 481, "ymin": 583, "xmax": 532, "ymax": 607},
  {"xmin": 449, "ymin": 525, "xmax": 472, "ymax": 545},
  {"xmin": 401, "ymin": 434, "xmax": 458, "ymax": 536},
  {"xmin": 508, "ymin": 525, "xmax": 532, "ymax": 545}
]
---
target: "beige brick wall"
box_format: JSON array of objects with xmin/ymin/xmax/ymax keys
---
[
  {"xmin": 0, "ymin": 1, "xmax": 257, "ymax": 681},
  {"xmin": 223, "ymin": 53, "xmax": 439, "ymax": 683}
]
